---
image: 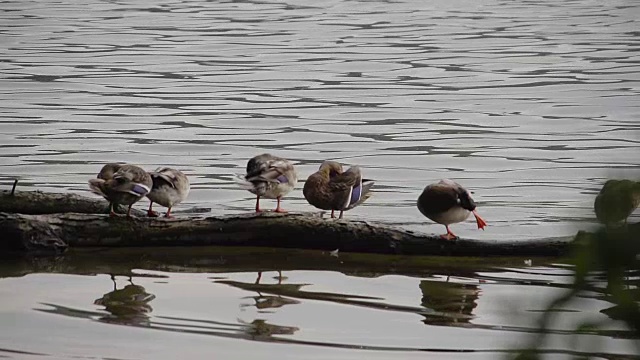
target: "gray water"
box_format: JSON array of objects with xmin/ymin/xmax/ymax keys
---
[
  {"xmin": 1, "ymin": 0, "xmax": 639, "ymax": 358},
  {"xmin": 1, "ymin": 248, "xmax": 638, "ymax": 360}
]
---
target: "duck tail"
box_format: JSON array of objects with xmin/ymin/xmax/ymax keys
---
[
  {"xmin": 88, "ymin": 179, "xmax": 107, "ymax": 197},
  {"xmin": 346, "ymin": 179, "xmax": 375, "ymax": 210},
  {"xmin": 233, "ymin": 173, "xmax": 259, "ymax": 191}
]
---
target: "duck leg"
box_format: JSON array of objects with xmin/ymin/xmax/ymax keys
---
[
  {"xmin": 147, "ymin": 201, "xmax": 159, "ymax": 217},
  {"xmin": 255, "ymin": 195, "xmax": 262, "ymax": 213},
  {"xmin": 440, "ymin": 225, "xmax": 457, "ymax": 241},
  {"xmin": 108, "ymin": 203, "xmax": 119, "ymax": 217},
  {"xmin": 164, "ymin": 207, "xmax": 173, "ymax": 218},
  {"xmin": 338, "ymin": 210, "xmax": 344, "ymax": 219},
  {"xmin": 274, "ymin": 196, "xmax": 287, "ymax": 213},
  {"xmin": 126, "ymin": 204, "xmax": 134, "ymax": 218},
  {"xmin": 331, "ymin": 210, "xmax": 335, "ymax": 218},
  {"xmin": 110, "ymin": 274, "xmax": 117, "ymax": 291}
]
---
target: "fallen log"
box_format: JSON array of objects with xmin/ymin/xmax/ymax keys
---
[
  {"xmin": 0, "ymin": 188, "xmax": 575, "ymax": 257},
  {"xmin": 0, "ymin": 188, "xmax": 146, "ymax": 216},
  {"xmin": 0, "ymin": 188, "xmax": 210, "ymax": 217},
  {"xmin": 0, "ymin": 211, "xmax": 573, "ymax": 257},
  {"xmin": 0, "ymin": 212, "xmax": 68, "ymax": 255}
]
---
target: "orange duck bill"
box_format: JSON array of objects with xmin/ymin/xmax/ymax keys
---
[{"xmin": 472, "ymin": 210, "xmax": 487, "ymax": 230}]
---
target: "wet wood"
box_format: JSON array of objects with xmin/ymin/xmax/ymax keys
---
[
  {"xmin": 0, "ymin": 188, "xmax": 147, "ymax": 216},
  {"xmin": 0, "ymin": 211, "xmax": 573, "ymax": 257},
  {"xmin": 0, "ymin": 246, "xmax": 560, "ymax": 281},
  {"xmin": 0, "ymin": 212, "xmax": 68, "ymax": 255},
  {"xmin": 0, "ymin": 189, "xmax": 210, "ymax": 218}
]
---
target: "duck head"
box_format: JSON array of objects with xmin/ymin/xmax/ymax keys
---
[
  {"xmin": 319, "ymin": 161, "xmax": 343, "ymax": 178},
  {"xmin": 457, "ymin": 189, "xmax": 477, "ymax": 211}
]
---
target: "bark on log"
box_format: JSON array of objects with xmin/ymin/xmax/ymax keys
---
[
  {"xmin": 0, "ymin": 189, "xmax": 147, "ymax": 216},
  {"xmin": 0, "ymin": 214, "xmax": 67, "ymax": 255},
  {"xmin": 0, "ymin": 189, "xmax": 210, "ymax": 217},
  {"xmin": 0, "ymin": 211, "xmax": 574, "ymax": 257}
]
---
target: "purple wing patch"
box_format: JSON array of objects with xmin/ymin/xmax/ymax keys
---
[
  {"xmin": 276, "ymin": 174, "xmax": 288, "ymax": 184},
  {"xmin": 350, "ymin": 183, "xmax": 362, "ymax": 206},
  {"xmin": 130, "ymin": 184, "xmax": 150, "ymax": 196}
]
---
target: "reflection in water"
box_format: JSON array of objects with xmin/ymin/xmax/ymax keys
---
[
  {"xmin": 38, "ymin": 302, "xmax": 300, "ymax": 343},
  {"xmin": 3, "ymin": 0, "xmax": 638, "ymax": 355},
  {"xmin": 419, "ymin": 278, "xmax": 480, "ymax": 325},
  {"xmin": 244, "ymin": 292, "xmax": 300, "ymax": 311},
  {"xmin": 239, "ymin": 319, "xmax": 299, "ymax": 340},
  {"xmin": 34, "ymin": 272, "xmax": 302, "ymax": 346},
  {"xmin": 217, "ymin": 277, "xmax": 426, "ymax": 314},
  {"xmin": 93, "ymin": 275, "xmax": 156, "ymax": 326},
  {"xmin": 255, "ymin": 270, "xmax": 286, "ymax": 285},
  {"xmin": 24, "ymin": 260, "xmax": 640, "ymax": 359}
]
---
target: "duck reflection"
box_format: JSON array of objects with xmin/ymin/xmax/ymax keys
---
[
  {"xmin": 93, "ymin": 275, "xmax": 156, "ymax": 326},
  {"xmin": 255, "ymin": 270, "xmax": 286, "ymax": 285},
  {"xmin": 242, "ymin": 271, "xmax": 300, "ymax": 311},
  {"xmin": 243, "ymin": 291, "xmax": 300, "ymax": 311},
  {"xmin": 419, "ymin": 278, "xmax": 480, "ymax": 325},
  {"xmin": 239, "ymin": 319, "xmax": 299, "ymax": 340}
]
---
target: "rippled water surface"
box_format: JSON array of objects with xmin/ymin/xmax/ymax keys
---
[{"xmin": 1, "ymin": 0, "xmax": 639, "ymax": 358}]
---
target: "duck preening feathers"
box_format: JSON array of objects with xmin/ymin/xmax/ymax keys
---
[
  {"xmin": 417, "ymin": 179, "xmax": 487, "ymax": 240},
  {"xmin": 237, "ymin": 153, "xmax": 298, "ymax": 213},
  {"xmin": 146, "ymin": 167, "xmax": 190, "ymax": 218},
  {"xmin": 89, "ymin": 163, "xmax": 152, "ymax": 218},
  {"xmin": 303, "ymin": 160, "xmax": 374, "ymax": 219}
]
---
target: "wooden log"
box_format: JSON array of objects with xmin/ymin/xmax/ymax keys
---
[
  {"xmin": 0, "ymin": 188, "xmax": 147, "ymax": 216},
  {"xmin": 0, "ymin": 189, "xmax": 210, "ymax": 217},
  {"xmin": 0, "ymin": 211, "xmax": 573, "ymax": 257},
  {"xmin": 0, "ymin": 212, "xmax": 67, "ymax": 255}
]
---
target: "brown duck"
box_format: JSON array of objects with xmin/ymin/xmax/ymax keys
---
[
  {"xmin": 417, "ymin": 179, "xmax": 487, "ymax": 240},
  {"xmin": 89, "ymin": 163, "xmax": 152, "ymax": 218},
  {"xmin": 237, "ymin": 153, "xmax": 298, "ymax": 213},
  {"xmin": 146, "ymin": 167, "xmax": 190, "ymax": 218},
  {"xmin": 303, "ymin": 161, "xmax": 374, "ymax": 219}
]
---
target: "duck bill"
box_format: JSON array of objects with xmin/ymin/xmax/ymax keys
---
[{"xmin": 472, "ymin": 210, "xmax": 487, "ymax": 230}]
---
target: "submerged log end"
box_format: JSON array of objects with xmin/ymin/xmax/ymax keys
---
[{"xmin": 0, "ymin": 213, "xmax": 67, "ymax": 256}]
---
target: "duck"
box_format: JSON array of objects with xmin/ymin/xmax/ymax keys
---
[
  {"xmin": 417, "ymin": 179, "xmax": 487, "ymax": 240},
  {"xmin": 594, "ymin": 179, "xmax": 640, "ymax": 226},
  {"xmin": 146, "ymin": 167, "xmax": 190, "ymax": 218},
  {"xmin": 237, "ymin": 153, "xmax": 298, "ymax": 213},
  {"xmin": 303, "ymin": 160, "xmax": 374, "ymax": 219},
  {"xmin": 89, "ymin": 163, "xmax": 152, "ymax": 218},
  {"xmin": 91, "ymin": 162, "xmax": 122, "ymax": 214}
]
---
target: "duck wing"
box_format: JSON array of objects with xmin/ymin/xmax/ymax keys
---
[
  {"xmin": 417, "ymin": 183, "xmax": 460, "ymax": 215},
  {"xmin": 246, "ymin": 157, "xmax": 293, "ymax": 184},
  {"xmin": 150, "ymin": 167, "xmax": 181, "ymax": 189},
  {"xmin": 329, "ymin": 167, "xmax": 361, "ymax": 209},
  {"xmin": 111, "ymin": 165, "xmax": 152, "ymax": 196}
]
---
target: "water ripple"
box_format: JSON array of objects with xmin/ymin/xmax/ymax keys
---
[{"xmin": 1, "ymin": 0, "xmax": 639, "ymax": 241}]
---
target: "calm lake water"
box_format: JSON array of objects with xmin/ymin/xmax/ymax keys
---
[
  {"xmin": 1, "ymin": 0, "xmax": 639, "ymax": 358},
  {"xmin": 1, "ymin": 248, "xmax": 638, "ymax": 360}
]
